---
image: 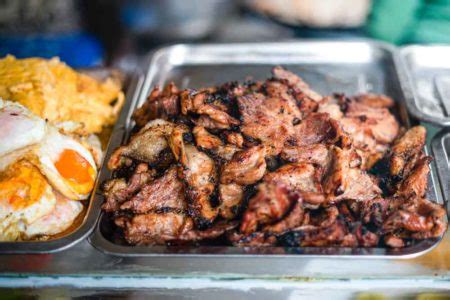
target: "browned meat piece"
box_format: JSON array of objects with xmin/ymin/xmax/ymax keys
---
[
  {"xmin": 220, "ymin": 145, "xmax": 267, "ymax": 185},
  {"xmin": 193, "ymin": 126, "xmax": 239, "ymax": 160},
  {"xmin": 181, "ymin": 91, "xmax": 239, "ymax": 129},
  {"xmin": 344, "ymin": 99, "xmax": 399, "ymax": 144},
  {"xmin": 120, "ymin": 166, "xmax": 186, "ymax": 213},
  {"xmin": 240, "ymin": 183, "xmax": 297, "ymax": 234},
  {"xmin": 179, "ymin": 144, "xmax": 218, "ymax": 227},
  {"xmin": 238, "ymin": 93, "xmax": 300, "ymax": 156},
  {"xmin": 228, "ymin": 231, "xmax": 277, "ymax": 247},
  {"xmin": 318, "ymin": 95, "xmax": 344, "ymax": 120},
  {"xmin": 279, "ymin": 222, "xmax": 348, "ymax": 247},
  {"xmin": 280, "ymin": 143, "xmax": 330, "ymax": 167},
  {"xmin": 176, "ymin": 220, "xmax": 239, "ymax": 242},
  {"xmin": 396, "ymin": 156, "xmax": 431, "ymax": 198},
  {"xmin": 361, "ymin": 197, "xmax": 390, "ymax": 226},
  {"xmin": 390, "ymin": 126, "xmax": 427, "ymax": 178},
  {"xmin": 383, "ymin": 197, "xmax": 446, "ymax": 240},
  {"xmin": 263, "ymin": 163, "xmax": 322, "ymax": 194},
  {"xmin": 323, "ymin": 147, "xmax": 381, "ymax": 203},
  {"xmin": 102, "ymin": 163, "xmax": 155, "ymax": 212},
  {"xmin": 224, "ymin": 131, "xmax": 244, "ymax": 148},
  {"xmin": 354, "ymin": 93, "xmax": 395, "ymax": 109},
  {"xmin": 263, "ymin": 199, "xmax": 305, "ymax": 234},
  {"xmin": 384, "ymin": 197, "xmax": 447, "ymax": 240},
  {"xmin": 353, "ymin": 223, "xmax": 380, "ymax": 247},
  {"xmin": 288, "ymin": 113, "xmax": 340, "ymax": 147},
  {"xmin": 384, "ymin": 235, "xmax": 405, "ymax": 248},
  {"xmin": 108, "ymin": 119, "xmax": 175, "ymax": 169},
  {"xmin": 307, "ymin": 206, "xmax": 339, "ymax": 228},
  {"xmin": 219, "ymin": 183, "xmax": 244, "ymax": 219},
  {"xmin": 133, "ymin": 83, "xmax": 180, "ymax": 127},
  {"xmin": 263, "ymin": 80, "xmax": 305, "ymax": 117},
  {"xmin": 116, "ymin": 212, "xmax": 193, "ymax": 245},
  {"xmin": 272, "ymin": 66, "xmax": 322, "ymax": 102}
]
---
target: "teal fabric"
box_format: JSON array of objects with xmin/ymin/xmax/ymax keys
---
[{"xmin": 367, "ymin": 0, "xmax": 450, "ymax": 44}]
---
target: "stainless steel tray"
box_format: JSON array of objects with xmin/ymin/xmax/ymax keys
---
[
  {"xmin": 400, "ymin": 45, "xmax": 450, "ymax": 127},
  {"xmin": 90, "ymin": 41, "xmax": 446, "ymax": 258},
  {"xmin": 432, "ymin": 129, "xmax": 450, "ymax": 218},
  {"xmin": 0, "ymin": 69, "xmax": 144, "ymax": 254}
]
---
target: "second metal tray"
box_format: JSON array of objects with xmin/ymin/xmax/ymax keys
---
[
  {"xmin": 90, "ymin": 41, "xmax": 447, "ymax": 258},
  {"xmin": 400, "ymin": 45, "xmax": 450, "ymax": 127},
  {"xmin": 0, "ymin": 69, "xmax": 144, "ymax": 254}
]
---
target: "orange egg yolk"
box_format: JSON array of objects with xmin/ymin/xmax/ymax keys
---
[
  {"xmin": 0, "ymin": 161, "xmax": 47, "ymax": 209},
  {"xmin": 54, "ymin": 149, "xmax": 94, "ymax": 186}
]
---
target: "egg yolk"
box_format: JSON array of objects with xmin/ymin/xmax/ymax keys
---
[
  {"xmin": 54, "ymin": 149, "xmax": 94, "ymax": 187},
  {"xmin": 0, "ymin": 161, "xmax": 47, "ymax": 209}
]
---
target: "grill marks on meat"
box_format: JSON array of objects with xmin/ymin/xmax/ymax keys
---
[
  {"xmin": 323, "ymin": 147, "xmax": 381, "ymax": 204},
  {"xmin": 108, "ymin": 119, "xmax": 175, "ymax": 169},
  {"xmin": 390, "ymin": 126, "xmax": 426, "ymax": 178},
  {"xmin": 238, "ymin": 93, "xmax": 299, "ymax": 156},
  {"xmin": 120, "ymin": 166, "xmax": 186, "ymax": 213},
  {"xmin": 193, "ymin": 125, "xmax": 239, "ymax": 161},
  {"xmin": 133, "ymin": 82, "xmax": 180, "ymax": 128},
  {"xmin": 339, "ymin": 96, "xmax": 399, "ymax": 169},
  {"xmin": 179, "ymin": 144, "xmax": 218, "ymax": 227},
  {"xmin": 240, "ymin": 184, "xmax": 298, "ymax": 234},
  {"xmin": 102, "ymin": 163, "xmax": 156, "ymax": 212},
  {"xmin": 103, "ymin": 67, "xmax": 446, "ymax": 249},
  {"xmin": 218, "ymin": 183, "xmax": 244, "ymax": 219},
  {"xmin": 289, "ymin": 113, "xmax": 339, "ymax": 147},
  {"xmin": 116, "ymin": 212, "xmax": 193, "ymax": 245},
  {"xmin": 181, "ymin": 91, "xmax": 239, "ymax": 129},
  {"xmin": 220, "ymin": 145, "xmax": 267, "ymax": 185}
]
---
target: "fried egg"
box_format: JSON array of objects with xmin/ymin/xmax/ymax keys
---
[
  {"xmin": 25, "ymin": 192, "xmax": 83, "ymax": 238},
  {"xmin": 0, "ymin": 99, "xmax": 46, "ymax": 157},
  {"xmin": 34, "ymin": 127, "xmax": 97, "ymax": 200},
  {"xmin": 0, "ymin": 161, "xmax": 56, "ymax": 241}
]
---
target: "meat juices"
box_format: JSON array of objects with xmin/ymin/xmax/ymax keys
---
[{"xmin": 102, "ymin": 67, "xmax": 446, "ymax": 248}]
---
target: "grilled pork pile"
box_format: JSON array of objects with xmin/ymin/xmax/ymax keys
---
[{"xmin": 102, "ymin": 67, "xmax": 447, "ymax": 248}]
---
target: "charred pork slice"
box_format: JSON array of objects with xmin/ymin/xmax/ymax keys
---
[
  {"xmin": 238, "ymin": 93, "xmax": 300, "ymax": 156},
  {"xmin": 240, "ymin": 183, "xmax": 298, "ymax": 234},
  {"xmin": 280, "ymin": 143, "xmax": 329, "ymax": 168},
  {"xmin": 180, "ymin": 145, "xmax": 218, "ymax": 227},
  {"xmin": 181, "ymin": 91, "xmax": 239, "ymax": 129},
  {"xmin": 116, "ymin": 212, "xmax": 193, "ymax": 245},
  {"xmin": 108, "ymin": 119, "xmax": 176, "ymax": 169},
  {"xmin": 272, "ymin": 66, "xmax": 322, "ymax": 102},
  {"xmin": 120, "ymin": 166, "xmax": 186, "ymax": 213},
  {"xmin": 193, "ymin": 125, "xmax": 239, "ymax": 161},
  {"xmin": 218, "ymin": 183, "xmax": 244, "ymax": 219},
  {"xmin": 323, "ymin": 147, "xmax": 381, "ymax": 203},
  {"xmin": 288, "ymin": 113, "xmax": 340, "ymax": 147},
  {"xmin": 220, "ymin": 145, "xmax": 267, "ymax": 185},
  {"xmin": 102, "ymin": 163, "xmax": 155, "ymax": 213},
  {"xmin": 132, "ymin": 82, "xmax": 180, "ymax": 127},
  {"xmin": 390, "ymin": 126, "xmax": 427, "ymax": 178}
]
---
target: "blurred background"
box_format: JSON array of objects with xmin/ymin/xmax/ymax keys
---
[{"xmin": 1, "ymin": 0, "xmax": 449, "ymax": 69}]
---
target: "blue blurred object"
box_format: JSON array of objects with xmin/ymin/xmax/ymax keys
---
[{"xmin": 0, "ymin": 32, "xmax": 104, "ymax": 68}]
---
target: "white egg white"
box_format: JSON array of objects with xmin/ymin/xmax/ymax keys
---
[
  {"xmin": 25, "ymin": 193, "xmax": 83, "ymax": 238},
  {"xmin": 34, "ymin": 127, "xmax": 98, "ymax": 200},
  {"xmin": 0, "ymin": 99, "xmax": 46, "ymax": 157}
]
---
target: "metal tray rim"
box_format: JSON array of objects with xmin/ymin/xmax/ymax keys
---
[
  {"xmin": 0, "ymin": 70, "xmax": 145, "ymax": 254},
  {"xmin": 91, "ymin": 40, "xmax": 447, "ymax": 258},
  {"xmin": 399, "ymin": 45, "xmax": 450, "ymax": 127}
]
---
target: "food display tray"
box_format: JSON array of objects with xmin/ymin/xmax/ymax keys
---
[
  {"xmin": 0, "ymin": 69, "xmax": 144, "ymax": 254},
  {"xmin": 90, "ymin": 41, "xmax": 448, "ymax": 258},
  {"xmin": 432, "ymin": 129, "xmax": 450, "ymax": 219},
  {"xmin": 400, "ymin": 45, "xmax": 450, "ymax": 127}
]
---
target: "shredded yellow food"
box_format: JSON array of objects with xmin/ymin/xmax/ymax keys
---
[{"xmin": 0, "ymin": 55, "xmax": 124, "ymax": 134}]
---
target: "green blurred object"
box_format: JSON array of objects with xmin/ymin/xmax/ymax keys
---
[{"xmin": 367, "ymin": 0, "xmax": 450, "ymax": 44}]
